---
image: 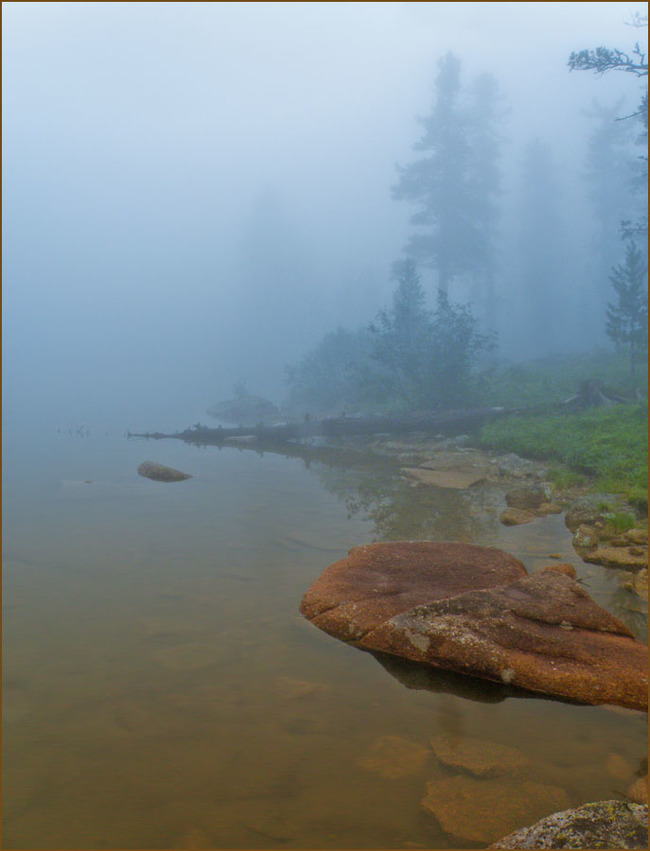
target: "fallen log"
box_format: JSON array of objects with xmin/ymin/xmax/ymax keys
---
[{"xmin": 127, "ymin": 406, "xmax": 524, "ymax": 448}]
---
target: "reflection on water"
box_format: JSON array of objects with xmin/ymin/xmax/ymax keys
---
[{"xmin": 2, "ymin": 432, "xmax": 647, "ymax": 849}]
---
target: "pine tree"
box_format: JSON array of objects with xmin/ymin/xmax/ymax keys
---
[
  {"xmin": 466, "ymin": 72, "xmax": 505, "ymax": 334},
  {"xmin": 392, "ymin": 53, "xmax": 474, "ymax": 298},
  {"xmin": 583, "ymin": 100, "xmax": 637, "ymax": 294},
  {"xmin": 516, "ymin": 139, "xmax": 568, "ymax": 355},
  {"xmin": 605, "ymin": 241, "xmax": 648, "ymax": 375},
  {"xmin": 369, "ymin": 259, "xmax": 433, "ymax": 407}
]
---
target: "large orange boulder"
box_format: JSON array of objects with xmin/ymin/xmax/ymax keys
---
[{"xmin": 299, "ymin": 542, "xmax": 647, "ymax": 711}]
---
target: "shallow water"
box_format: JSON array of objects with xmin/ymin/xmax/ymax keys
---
[{"xmin": 2, "ymin": 430, "xmax": 647, "ymax": 849}]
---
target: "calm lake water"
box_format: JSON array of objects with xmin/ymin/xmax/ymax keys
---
[{"xmin": 2, "ymin": 428, "xmax": 647, "ymax": 849}]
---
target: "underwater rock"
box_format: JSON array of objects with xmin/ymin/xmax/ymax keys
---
[
  {"xmin": 137, "ymin": 461, "xmax": 192, "ymax": 483},
  {"xmin": 356, "ymin": 735, "xmax": 430, "ymax": 779},
  {"xmin": 628, "ymin": 776, "xmax": 649, "ymax": 805},
  {"xmin": 421, "ymin": 775, "xmax": 569, "ymax": 844},
  {"xmin": 429, "ymin": 733, "xmax": 529, "ymax": 777},
  {"xmin": 489, "ymin": 801, "xmax": 648, "ymax": 849},
  {"xmin": 300, "ymin": 542, "xmax": 648, "ymax": 710}
]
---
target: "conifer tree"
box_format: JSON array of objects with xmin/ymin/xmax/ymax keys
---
[
  {"xmin": 606, "ymin": 241, "xmax": 648, "ymax": 375},
  {"xmin": 392, "ymin": 53, "xmax": 474, "ymax": 298}
]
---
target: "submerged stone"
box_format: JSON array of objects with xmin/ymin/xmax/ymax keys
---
[
  {"xmin": 356, "ymin": 735, "xmax": 430, "ymax": 779},
  {"xmin": 421, "ymin": 775, "xmax": 569, "ymax": 844},
  {"xmin": 430, "ymin": 732, "xmax": 529, "ymax": 777}
]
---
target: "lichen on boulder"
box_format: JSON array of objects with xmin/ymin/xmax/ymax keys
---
[{"xmin": 489, "ymin": 800, "xmax": 648, "ymax": 849}]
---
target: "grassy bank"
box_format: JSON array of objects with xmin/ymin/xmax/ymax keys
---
[
  {"xmin": 479, "ymin": 403, "xmax": 648, "ymax": 510},
  {"xmin": 477, "ymin": 349, "xmax": 647, "ymax": 408}
]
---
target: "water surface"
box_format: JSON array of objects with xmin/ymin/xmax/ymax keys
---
[{"xmin": 3, "ymin": 429, "xmax": 647, "ymax": 849}]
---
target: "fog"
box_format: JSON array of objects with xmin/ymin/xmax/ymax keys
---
[{"xmin": 3, "ymin": 1, "xmax": 647, "ymax": 432}]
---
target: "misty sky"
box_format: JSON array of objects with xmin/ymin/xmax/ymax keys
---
[{"xmin": 3, "ymin": 2, "xmax": 646, "ymax": 431}]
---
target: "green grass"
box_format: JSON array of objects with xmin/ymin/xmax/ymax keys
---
[
  {"xmin": 479, "ymin": 403, "xmax": 648, "ymax": 509},
  {"xmin": 602, "ymin": 511, "xmax": 637, "ymax": 534}
]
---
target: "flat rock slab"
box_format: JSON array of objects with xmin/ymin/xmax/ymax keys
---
[
  {"xmin": 489, "ymin": 800, "xmax": 648, "ymax": 849},
  {"xmin": 301, "ymin": 542, "xmax": 527, "ymax": 643},
  {"xmin": 137, "ymin": 461, "xmax": 192, "ymax": 482},
  {"xmin": 421, "ymin": 775, "xmax": 569, "ymax": 844},
  {"xmin": 402, "ymin": 467, "xmax": 486, "ymax": 489},
  {"xmin": 300, "ymin": 542, "xmax": 648, "ymax": 710}
]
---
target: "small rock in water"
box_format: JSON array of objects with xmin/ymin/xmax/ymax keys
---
[
  {"xmin": 500, "ymin": 508, "xmax": 537, "ymax": 526},
  {"xmin": 137, "ymin": 461, "xmax": 193, "ymax": 482}
]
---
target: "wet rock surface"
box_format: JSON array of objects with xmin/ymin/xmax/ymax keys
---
[
  {"xmin": 300, "ymin": 542, "xmax": 648, "ymax": 709},
  {"xmin": 137, "ymin": 461, "xmax": 193, "ymax": 482},
  {"xmin": 505, "ymin": 485, "xmax": 548, "ymax": 510},
  {"xmin": 584, "ymin": 546, "xmax": 648, "ymax": 571},
  {"xmin": 500, "ymin": 507, "xmax": 538, "ymax": 526},
  {"xmin": 421, "ymin": 775, "xmax": 569, "ymax": 844},
  {"xmin": 489, "ymin": 801, "xmax": 648, "ymax": 849}
]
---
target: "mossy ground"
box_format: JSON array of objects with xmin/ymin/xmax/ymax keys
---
[{"xmin": 479, "ymin": 404, "xmax": 648, "ymax": 512}]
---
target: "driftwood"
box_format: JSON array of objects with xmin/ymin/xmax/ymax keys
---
[{"xmin": 127, "ymin": 407, "xmax": 523, "ymax": 449}]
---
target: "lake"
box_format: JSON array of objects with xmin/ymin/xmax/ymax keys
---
[{"xmin": 2, "ymin": 427, "xmax": 647, "ymax": 848}]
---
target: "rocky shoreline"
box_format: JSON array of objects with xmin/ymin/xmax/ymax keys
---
[{"xmin": 325, "ymin": 431, "xmax": 648, "ymax": 602}]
